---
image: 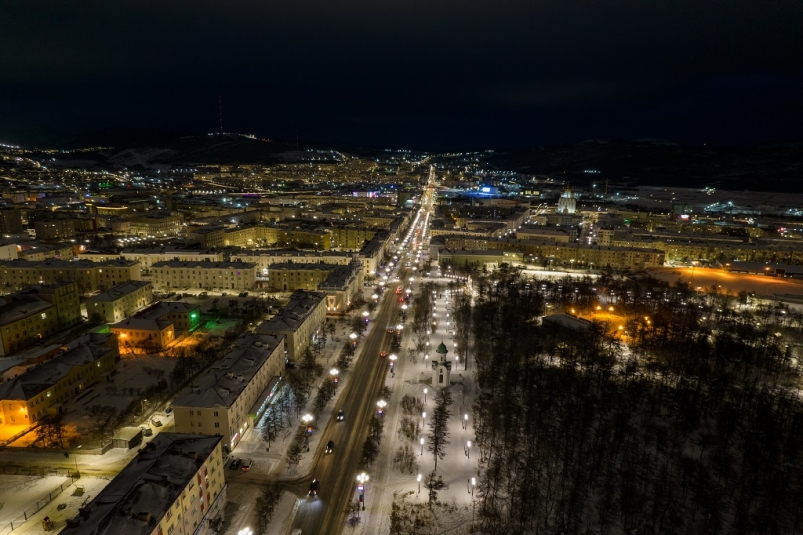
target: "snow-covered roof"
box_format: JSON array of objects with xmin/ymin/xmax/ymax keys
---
[
  {"xmin": 59, "ymin": 433, "xmax": 221, "ymax": 535},
  {"xmin": 257, "ymin": 291, "xmax": 326, "ymax": 334},
  {"xmin": 172, "ymin": 333, "xmax": 284, "ymax": 409},
  {"xmin": 86, "ymin": 281, "xmax": 152, "ymax": 303}
]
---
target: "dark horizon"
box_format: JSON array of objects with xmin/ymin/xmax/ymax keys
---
[{"xmin": 2, "ymin": 1, "xmax": 803, "ymax": 151}]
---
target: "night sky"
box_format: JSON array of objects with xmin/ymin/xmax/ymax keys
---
[{"xmin": 2, "ymin": 1, "xmax": 803, "ymax": 150}]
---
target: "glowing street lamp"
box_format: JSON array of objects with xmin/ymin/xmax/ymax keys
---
[
  {"xmin": 465, "ymin": 440, "xmax": 472, "ymax": 458},
  {"xmin": 417, "ymin": 473, "xmax": 422, "ymax": 493},
  {"xmin": 349, "ymin": 333, "xmax": 357, "ymax": 345},
  {"xmin": 463, "ymin": 413, "xmax": 468, "ymax": 430},
  {"xmin": 423, "ymin": 388, "xmax": 428, "ymax": 403},
  {"xmin": 357, "ymin": 473, "xmax": 369, "ymax": 509},
  {"xmin": 238, "ymin": 529, "xmax": 253, "ymax": 535},
  {"xmin": 330, "ymin": 368, "xmax": 339, "ymax": 384},
  {"xmin": 377, "ymin": 399, "xmax": 387, "ymax": 415},
  {"xmin": 420, "ymin": 437, "xmax": 425, "ymax": 455},
  {"xmin": 301, "ymin": 414, "xmax": 313, "ymax": 452}
]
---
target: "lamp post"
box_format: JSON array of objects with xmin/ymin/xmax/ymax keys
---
[
  {"xmin": 141, "ymin": 398, "xmax": 148, "ymax": 417},
  {"xmin": 463, "ymin": 413, "xmax": 468, "ymax": 430},
  {"xmin": 330, "ymin": 368, "xmax": 339, "ymax": 393},
  {"xmin": 417, "ymin": 473, "xmax": 422, "ymax": 494},
  {"xmin": 421, "ymin": 411, "xmax": 426, "ymax": 428},
  {"xmin": 302, "ymin": 414, "xmax": 313, "ymax": 452},
  {"xmin": 423, "ymin": 388, "xmax": 427, "ymax": 404},
  {"xmin": 420, "ymin": 437, "xmax": 425, "ymax": 455},
  {"xmin": 389, "ymin": 354, "xmax": 397, "ymax": 376},
  {"xmin": 238, "ymin": 528, "xmax": 253, "ymax": 535},
  {"xmin": 349, "ymin": 333, "xmax": 357, "ymax": 346},
  {"xmin": 468, "ymin": 477, "xmax": 476, "ymax": 496},
  {"xmin": 465, "ymin": 440, "xmax": 471, "ymax": 459},
  {"xmin": 377, "ymin": 400, "xmax": 387, "ymax": 415},
  {"xmin": 357, "ymin": 473, "xmax": 369, "ymax": 510}
]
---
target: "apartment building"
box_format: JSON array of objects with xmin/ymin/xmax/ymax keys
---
[
  {"xmin": 34, "ymin": 219, "xmax": 76, "ymax": 241},
  {"xmin": 358, "ymin": 234, "xmax": 388, "ymax": 276},
  {"xmin": 0, "ymin": 333, "xmax": 118, "ymax": 427},
  {"xmin": 256, "ymin": 291, "xmax": 326, "ymax": 361},
  {"xmin": 16, "ymin": 242, "xmax": 75, "ymax": 262},
  {"xmin": 120, "ymin": 248, "xmax": 223, "ymax": 273},
  {"xmin": 86, "ymin": 280, "xmax": 154, "ymax": 323},
  {"xmin": 128, "ymin": 213, "xmax": 183, "ymax": 237},
  {"xmin": 151, "ymin": 261, "xmax": 257, "ymax": 291},
  {"xmin": 0, "ymin": 258, "xmax": 141, "ymax": 294},
  {"xmin": 172, "ymin": 333, "xmax": 285, "ymax": 451},
  {"xmin": 439, "ymin": 235, "xmax": 665, "ymax": 270},
  {"xmin": 230, "ymin": 248, "xmax": 355, "ymax": 277},
  {"xmin": 60, "ymin": 433, "xmax": 226, "ymax": 535},
  {"xmin": 0, "ymin": 283, "xmax": 81, "ymax": 357},
  {"xmin": 330, "ymin": 225, "xmax": 378, "ymax": 250},
  {"xmin": 111, "ymin": 318, "xmax": 175, "ymax": 352}
]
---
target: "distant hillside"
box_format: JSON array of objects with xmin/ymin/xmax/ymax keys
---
[
  {"xmin": 484, "ymin": 140, "xmax": 803, "ymax": 193},
  {"xmin": 40, "ymin": 132, "xmax": 310, "ymax": 169}
]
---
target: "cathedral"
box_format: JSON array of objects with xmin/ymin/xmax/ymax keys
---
[{"xmin": 557, "ymin": 185, "xmax": 576, "ymax": 214}]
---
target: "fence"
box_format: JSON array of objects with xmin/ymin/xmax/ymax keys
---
[{"xmin": 0, "ymin": 471, "xmax": 80, "ymax": 535}]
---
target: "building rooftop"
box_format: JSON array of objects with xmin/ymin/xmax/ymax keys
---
[
  {"xmin": 172, "ymin": 333, "xmax": 284, "ymax": 408},
  {"xmin": 87, "ymin": 281, "xmax": 152, "ymax": 303},
  {"xmin": 0, "ymin": 294, "xmax": 52, "ymax": 327},
  {"xmin": 59, "ymin": 433, "xmax": 221, "ymax": 535},
  {"xmin": 0, "ymin": 336, "xmax": 116, "ymax": 400},
  {"xmin": 151, "ymin": 260, "xmax": 257, "ymax": 269},
  {"xmin": 256, "ymin": 291, "xmax": 326, "ymax": 334},
  {"xmin": 0, "ymin": 258, "xmax": 138, "ymax": 269},
  {"xmin": 135, "ymin": 301, "xmax": 199, "ymax": 319},
  {"xmin": 111, "ymin": 318, "xmax": 172, "ymax": 332},
  {"xmin": 319, "ymin": 262, "xmax": 362, "ymax": 290}
]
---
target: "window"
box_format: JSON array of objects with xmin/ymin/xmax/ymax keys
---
[{"xmin": 214, "ymin": 422, "xmax": 219, "ymax": 428}]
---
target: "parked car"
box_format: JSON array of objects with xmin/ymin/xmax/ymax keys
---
[
  {"xmin": 241, "ymin": 459, "xmax": 253, "ymax": 471},
  {"xmin": 164, "ymin": 406, "xmax": 173, "ymax": 414},
  {"xmin": 150, "ymin": 418, "xmax": 162, "ymax": 427},
  {"xmin": 141, "ymin": 427, "xmax": 153, "ymax": 437},
  {"xmin": 229, "ymin": 458, "xmax": 242, "ymax": 470}
]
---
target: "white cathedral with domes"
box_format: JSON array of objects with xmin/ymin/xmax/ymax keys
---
[{"xmin": 557, "ymin": 185, "xmax": 577, "ymax": 214}]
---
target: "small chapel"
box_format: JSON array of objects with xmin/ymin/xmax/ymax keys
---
[{"xmin": 431, "ymin": 341, "xmax": 452, "ymax": 388}]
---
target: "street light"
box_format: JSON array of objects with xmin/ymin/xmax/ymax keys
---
[
  {"xmin": 377, "ymin": 399, "xmax": 387, "ymax": 415},
  {"xmin": 362, "ymin": 310, "xmax": 369, "ymax": 318},
  {"xmin": 417, "ymin": 473, "xmax": 422, "ymax": 493},
  {"xmin": 141, "ymin": 398, "xmax": 148, "ymax": 416},
  {"xmin": 357, "ymin": 473, "xmax": 369, "ymax": 510},
  {"xmin": 330, "ymin": 368, "xmax": 339, "ymax": 384},
  {"xmin": 468, "ymin": 477, "xmax": 476, "ymax": 496},
  {"xmin": 463, "ymin": 413, "xmax": 468, "ymax": 430},
  {"xmin": 420, "ymin": 437, "xmax": 425, "ymax": 455},
  {"xmin": 238, "ymin": 529, "xmax": 253, "ymax": 535},
  {"xmin": 465, "ymin": 440, "xmax": 472, "ymax": 458},
  {"xmin": 302, "ymin": 414, "xmax": 313, "ymax": 452},
  {"xmin": 423, "ymin": 388, "xmax": 427, "ymax": 404},
  {"xmin": 422, "ymin": 411, "xmax": 426, "ymax": 428},
  {"xmin": 349, "ymin": 333, "xmax": 357, "ymax": 345}
]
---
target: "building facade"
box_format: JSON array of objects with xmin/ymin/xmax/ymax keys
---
[
  {"xmin": 151, "ymin": 261, "xmax": 257, "ymax": 291},
  {"xmin": 0, "ymin": 258, "xmax": 141, "ymax": 294},
  {"xmin": 86, "ymin": 280, "xmax": 154, "ymax": 323},
  {"xmin": 256, "ymin": 291, "xmax": 326, "ymax": 361}
]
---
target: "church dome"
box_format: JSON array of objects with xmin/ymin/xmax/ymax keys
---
[{"xmin": 436, "ymin": 341, "xmax": 448, "ymax": 354}]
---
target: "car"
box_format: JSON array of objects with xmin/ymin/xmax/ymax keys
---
[
  {"xmin": 336, "ymin": 410, "xmax": 345, "ymax": 421},
  {"xmin": 150, "ymin": 418, "xmax": 162, "ymax": 427},
  {"xmin": 380, "ymin": 351, "xmax": 387, "ymax": 358},
  {"xmin": 164, "ymin": 406, "xmax": 173, "ymax": 414},
  {"xmin": 325, "ymin": 440, "xmax": 334, "ymax": 453},
  {"xmin": 141, "ymin": 427, "xmax": 153, "ymax": 437},
  {"xmin": 387, "ymin": 328, "xmax": 395, "ymax": 334},
  {"xmin": 229, "ymin": 458, "xmax": 242, "ymax": 470},
  {"xmin": 309, "ymin": 479, "xmax": 320, "ymax": 496},
  {"xmin": 241, "ymin": 459, "xmax": 253, "ymax": 471}
]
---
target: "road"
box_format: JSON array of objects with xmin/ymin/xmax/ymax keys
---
[{"xmin": 290, "ymin": 267, "xmax": 409, "ymax": 534}]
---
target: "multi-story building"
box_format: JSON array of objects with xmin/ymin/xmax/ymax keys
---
[
  {"xmin": 120, "ymin": 247, "xmax": 223, "ymax": 273},
  {"xmin": 33, "ymin": 281, "xmax": 81, "ymax": 330},
  {"xmin": 438, "ymin": 235, "xmax": 665, "ymax": 270},
  {"xmin": 86, "ymin": 281, "xmax": 154, "ymax": 323},
  {"xmin": 172, "ymin": 333, "xmax": 285, "ymax": 451},
  {"xmin": 0, "ymin": 243, "xmax": 17, "ymax": 260},
  {"xmin": 0, "ymin": 208, "xmax": 23, "ymax": 235},
  {"xmin": 34, "ymin": 219, "xmax": 76, "ymax": 241},
  {"xmin": 0, "ymin": 258, "xmax": 141, "ymax": 294},
  {"xmin": 111, "ymin": 317, "xmax": 175, "ymax": 351},
  {"xmin": 17, "ymin": 242, "xmax": 74, "ymax": 261},
  {"xmin": 60, "ymin": 433, "xmax": 226, "ymax": 535},
  {"xmin": 265, "ymin": 262, "xmax": 364, "ymax": 313},
  {"xmin": 0, "ymin": 333, "xmax": 118, "ymax": 427},
  {"xmin": 0, "ymin": 283, "xmax": 81, "ymax": 356},
  {"xmin": 128, "ymin": 213, "xmax": 183, "ymax": 237},
  {"xmin": 330, "ymin": 225, "xmax": 378, "ymax": 250},
  {"xmin": 151, "ymin": 261, "xmax": 257, "ymax": 292},
  {"xmin": 256, "ymin": 290, "xmax": 326, "ymax": 361},
  {"xmin": 358, "ymin": 234, "xmax": 388, "ymax": 276},
  {"xmin": 230, "ymin": 249, "xmax": 355, "ymax": 278},
  {"xmin": 135, "ymin": 301, "xmax": 201, "ymax": 335}
]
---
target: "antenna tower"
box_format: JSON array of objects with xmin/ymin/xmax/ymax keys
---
[{"xmin": 218, "ymin": 95, "xmax": 224, "ymax": 134}]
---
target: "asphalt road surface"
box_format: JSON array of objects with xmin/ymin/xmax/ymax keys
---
[{"xmin": 291, "ymin": 267, "xmax": 409, "ymax": 535}]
